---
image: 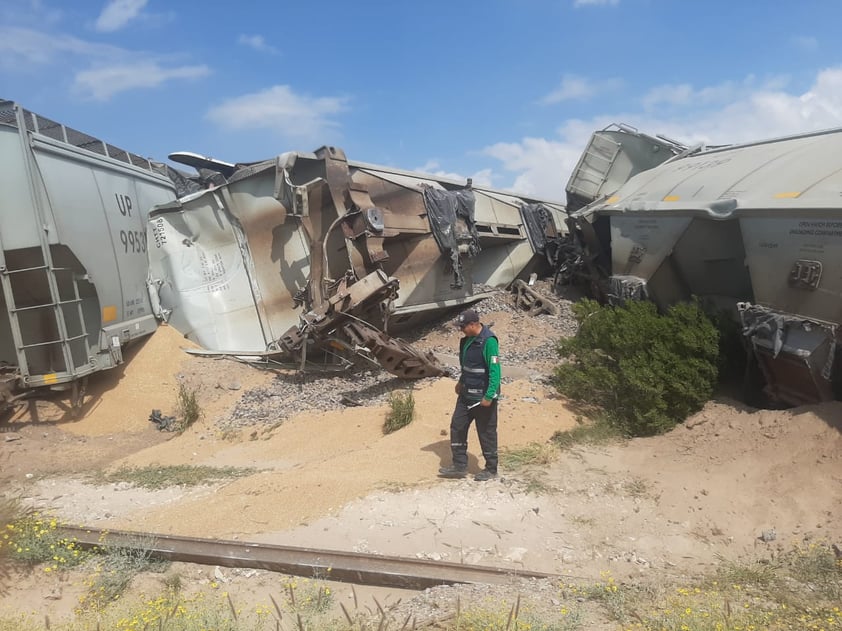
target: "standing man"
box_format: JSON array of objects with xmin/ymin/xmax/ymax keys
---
[{"xmin": 439, "ymin": 308, "xmax": 501, "ymax": 481}]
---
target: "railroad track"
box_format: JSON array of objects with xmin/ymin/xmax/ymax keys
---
[{"xmin": 59, "ymin": 526, "xmax": 558, "ymax": 590}]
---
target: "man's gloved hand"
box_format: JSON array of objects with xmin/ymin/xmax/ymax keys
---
[{"xmin": 455, "ymin": 382, "xmax": 463, "ymax": 394}]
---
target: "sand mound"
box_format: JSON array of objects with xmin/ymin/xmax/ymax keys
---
[
  {"xmin": 8, "ymin": 324, "xmax": 195, "ymax": 435},
  {"xmin": 601, "ymin": 399, "xmax": 842, "ymax": 545}
]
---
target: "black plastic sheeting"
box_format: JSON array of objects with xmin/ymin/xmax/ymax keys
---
[
  {"xmin": 421, "ymin": 186, "xmax": 480, "ymax": 288},
  {"xmin": 740, "ymin": 304, "xmax": 789, "ymax": 358},
  {"xmin": 520, "ymin": 203, "xmax": 551, "ymax": 255}
]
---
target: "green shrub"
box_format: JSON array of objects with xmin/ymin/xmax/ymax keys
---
[
  {"xmin": 552, "ymin": 298, "xmax": 719, "ymax": 436},
  {"xmin": 383, "ymin": 389, "xmax": 415, "ymax": 434},
  {"xmin": 709, "ymin": 306, "xmax": 748, "ymax": 384},
  {"xmin": 175, "ymin": 382, "xmax": 202, "ymax": 431}
]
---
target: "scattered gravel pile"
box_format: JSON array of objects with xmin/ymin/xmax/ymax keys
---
[
  {"xmin": 224, "ymin": 369, "xmax": 437, "ymax": 430},
  {"xmin": 405, "ymin": 283, "xmax": 580, "ymax": 359},
  {"xmin": 221, "ymin": 283, "xmax": 582, "ymax": 430},
  {"xmin": 487, "ymin": 282, "xmax": 580, "ymax": 368},
  {"xmin": 403, "ymin": 280, "xmax": 578, "ymax": 354}
]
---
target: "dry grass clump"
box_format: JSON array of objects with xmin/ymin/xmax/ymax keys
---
[
  {"xmin": 79, "ymin": 534, "xmax": 168, "ymax": 611},
  {"xmin": 383, "ymin": 388, "xmax": 415, "ymax": 434},
  {"xmin": 92, "ymin": 464, "xmax": 256, "ymax": 490},
  {"xmin": 499, "ymin": 441, "xmax": 556, "ymax": 470}
]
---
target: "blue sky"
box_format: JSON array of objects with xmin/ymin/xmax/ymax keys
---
[{"xmin": 3, "ymin": 0, "xmax": 842, "ymax": 200}]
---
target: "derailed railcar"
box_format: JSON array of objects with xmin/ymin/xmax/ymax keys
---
[
  {"xmin": 565, "ymin": 123, "xmax": 688, "ymax": 214},
  {"xmin": 147, "ymin": 146, "xmax": 566, "ymax": 376},
  {"xmin": 568, "ymin": 126, "xmax": 842, "ymax": 406},
  {"xmin": 0, "ymin": 99, "xmax": 177, "ymax": 407},
  {"xmin": 348, "ymin": 160, "xmax": 567, "ymax": 330}
]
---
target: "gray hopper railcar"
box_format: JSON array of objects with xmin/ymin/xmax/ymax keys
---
[
  {"xmin": 0, "ymin": 99, "xmax": 176, "ymax": 408},
  {"xmin": 567, "ymin": 124, "xmax": 842, "ymax": 406}
]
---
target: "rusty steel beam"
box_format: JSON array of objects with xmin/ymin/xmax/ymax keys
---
[
  {"xmin": 342, "ymin": 320, "xmax": 445, "ymax": 379},
  {"xmin": 58, "ymin": 526, "xmax": 556, "ymax": 590}
]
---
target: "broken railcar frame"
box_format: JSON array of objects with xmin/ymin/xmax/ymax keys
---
[{"xmin": 148, "ymin": 146, "xmax": 567, "ymax": 378}]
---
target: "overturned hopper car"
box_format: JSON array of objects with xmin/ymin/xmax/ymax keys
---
[
  {"xmin": 565, "ymin": 123, "xmax": 687, "ymax": 214},
  {"xmin": 0, "ymin": 99, "xmax": 177, "ymax": 407},
  {"xmin": 567, "ymin": 126, "xmax": 842, "ymax": 406},
  {"xmin": 147, "ymin": 147, "xmax": 567, "ymax": 377}
]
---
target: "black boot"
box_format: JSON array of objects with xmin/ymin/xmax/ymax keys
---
[{"xmin": 438, "ymin": 465, "xmax": 468, "ymax": 479}]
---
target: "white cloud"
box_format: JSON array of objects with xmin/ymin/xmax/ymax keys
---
[
  {"xmin": 0, "ymin": 25, "xmax": 209, "ymax": 99},
  {"xmin": 573, "ymin": 0, "xmax": 619, "ymax": 7},
  {"xmin": 642, "ymin": 75, "xmax": 788, "ymax": 111},
  {"xmin": 238, "ymin": 34, "xmax": 279, "ymax": 54},
  {"xmin": 468, "ymin": 168, "xmax": 494, "ymax": 187},
  {"xmin": 0, "ymin": 26, "xmax": 117, "ymax": 67},
  {"xmin": 206, "ymin": 85, "xmax": 349, "ymax": 141},
  {"xmin": 540, "ymin": 75, "xmax": 594, "ymax": 104},
  {"xmin": 415, "ymin": 160, "xmax": 493, "ymax": 186},
  {"xmin": 95, "ymin": 0, "xmax": 147, "ymax": 32},
  {"xmin": 641, "ymin": 68, "xmax": 842, "ymax": 146},
  {"xmin": 417, "ymin": 159, "xmax": 440, "ymax": 172},
  {"xmin": 484, "ymin": 136, "xmax": 587, "ymax": 200},
  {"xmin": 74, "ymin": 62, "xmax": 210, "ymax": 100},
  {"xmin": 640, "ymin": 82, "xmax": 697, "ymax": 109},
  {"xmin": 484, "ymin": 67, "xmax": 842, "ymax": 200},
  {"xmin": 540, "ymin": 74, "xmax": 622, "ymax": 105}
]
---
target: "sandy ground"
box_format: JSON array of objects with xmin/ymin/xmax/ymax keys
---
[{"xmin": 1, "ymin": 311, "xmax": 841, "ymax": 625}]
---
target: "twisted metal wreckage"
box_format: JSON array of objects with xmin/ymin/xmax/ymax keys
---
[
  {"xmin": 7, "ymin": 94, "xmax": 842, "ymax": 411},
  {"xmin": 0, "ymin": 98, "xmax": 567, "ymax": 408},
  {"xmin": 149, "ymin": 147, "xmax": 567, "ymax": 379}
]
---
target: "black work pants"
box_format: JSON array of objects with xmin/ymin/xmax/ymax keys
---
[{"xmin": 450, "ymin": 397, "xmax": 498, "ymax": 473}]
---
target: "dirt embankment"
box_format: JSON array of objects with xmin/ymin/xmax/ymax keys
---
[{"xmin": 1, "ymin": 302, "xmax": 841, "ymax": 624}]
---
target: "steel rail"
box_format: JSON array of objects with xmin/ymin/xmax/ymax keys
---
[{"xmin": 58, "ymin": 526, "xmax": 558, "ymax": 590}]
